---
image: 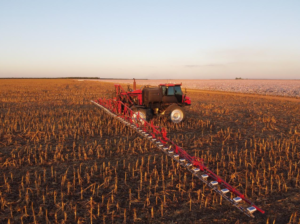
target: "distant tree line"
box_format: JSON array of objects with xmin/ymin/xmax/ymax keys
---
[
  {"xmin": 0, "ymin": 77, "xmax": 101, "ymax": 79},
  {"xmin": 0, "ymin": 77, "xmax": 149, "ymax": 80}
]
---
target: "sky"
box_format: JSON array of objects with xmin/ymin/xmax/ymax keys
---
[{"xmin": 0, "ymin": 0, "xmax": 300, "ymax": 79}]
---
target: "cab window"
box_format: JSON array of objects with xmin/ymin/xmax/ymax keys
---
[
  {"xmin": 167, "ymin": 86, "xmax": 175, "ymax": 95},
  {"xmin": 161, "ymin": 86, "xmax": 167, "ymax": 95},
  {"xmin": 174, "ymin": 86, "xmax": 182, "ymax": 95}
]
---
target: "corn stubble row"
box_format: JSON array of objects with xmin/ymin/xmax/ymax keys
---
[{"xmin": 0, "ymin": 79, "xmax": 299, "ymax": 224}]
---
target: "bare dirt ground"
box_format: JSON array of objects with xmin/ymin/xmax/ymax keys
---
[{"xmin": 97, "ymin": 79, "xmax": 300, "ymax": 98}]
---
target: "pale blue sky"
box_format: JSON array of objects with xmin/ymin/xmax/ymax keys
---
[{"xmin": 0, "ymin": 0, "xmax": 300, "ymax": 79}]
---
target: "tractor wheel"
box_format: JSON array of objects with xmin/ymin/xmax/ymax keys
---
[
  {"xmin": 168, "ymin": 106, "xmax": 185, "ymax": 123},
  {"xmin": 131, "ymin": 108, "xmax": 147, "ymax": 124}
]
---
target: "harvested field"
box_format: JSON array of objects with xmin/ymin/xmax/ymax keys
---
[
  {"xmin": 0, "ymin": 79, "xmax": 300, "ymax": 223},
  {"xmin": 99, "ymin": 79, "xmax": 300, "ymax": 98}
]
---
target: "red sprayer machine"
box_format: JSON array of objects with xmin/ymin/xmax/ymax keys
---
[{"xmin": 91, "ymin": 79, "xmax": 264, "ymax": 218}]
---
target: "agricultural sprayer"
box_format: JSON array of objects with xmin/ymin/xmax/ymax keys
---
[
  {"xmin": 113, "ymin": 79, "xmax": 191, "ymax": 123},
  {"xmin": 91, "ymin": 80, "xmax": 264, "ymax": 218}
]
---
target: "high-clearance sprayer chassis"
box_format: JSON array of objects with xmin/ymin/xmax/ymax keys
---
[{"xmin": 114, "ymin": 79, "xmax": 191, "ymax": 123}]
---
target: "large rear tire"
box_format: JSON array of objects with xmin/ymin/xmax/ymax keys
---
[{"xmin": 168, "ymin": 106, "xmax": 185, "ymax": 123}]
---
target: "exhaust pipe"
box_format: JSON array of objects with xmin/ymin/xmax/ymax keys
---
[{"xmin": 133, "ymin": 78, "xmax": 136, "ymax": 90}]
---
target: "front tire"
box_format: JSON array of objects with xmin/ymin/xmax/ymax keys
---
[
  {"xmin": 131, "ymin": 108, "xmax": 147, "ymax": 124},
  {"xmin": 169, "ymin": 106, "xmax": 185, "ymax": 123}
]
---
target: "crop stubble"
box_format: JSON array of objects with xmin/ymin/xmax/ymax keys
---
[{"xmin": 0, "ymin": 79, "xmax": 299, "ymax": 223}]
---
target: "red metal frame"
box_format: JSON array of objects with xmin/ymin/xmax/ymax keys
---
[
  {"xmin": 92, "ymin": 98, "xmax": 265, "ymax": 217},
  {"xmin": 114, "ymin": 84, "xmax": 143, "ymax": 105}
]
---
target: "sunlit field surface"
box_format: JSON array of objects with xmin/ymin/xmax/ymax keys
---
[
  {"xmin": 99, "ymin": 79, "xmax": 300, "ymax": 98},
  {"xmin": 0, "ymin": 79, "xmax": 300, "ymax": 223}
]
